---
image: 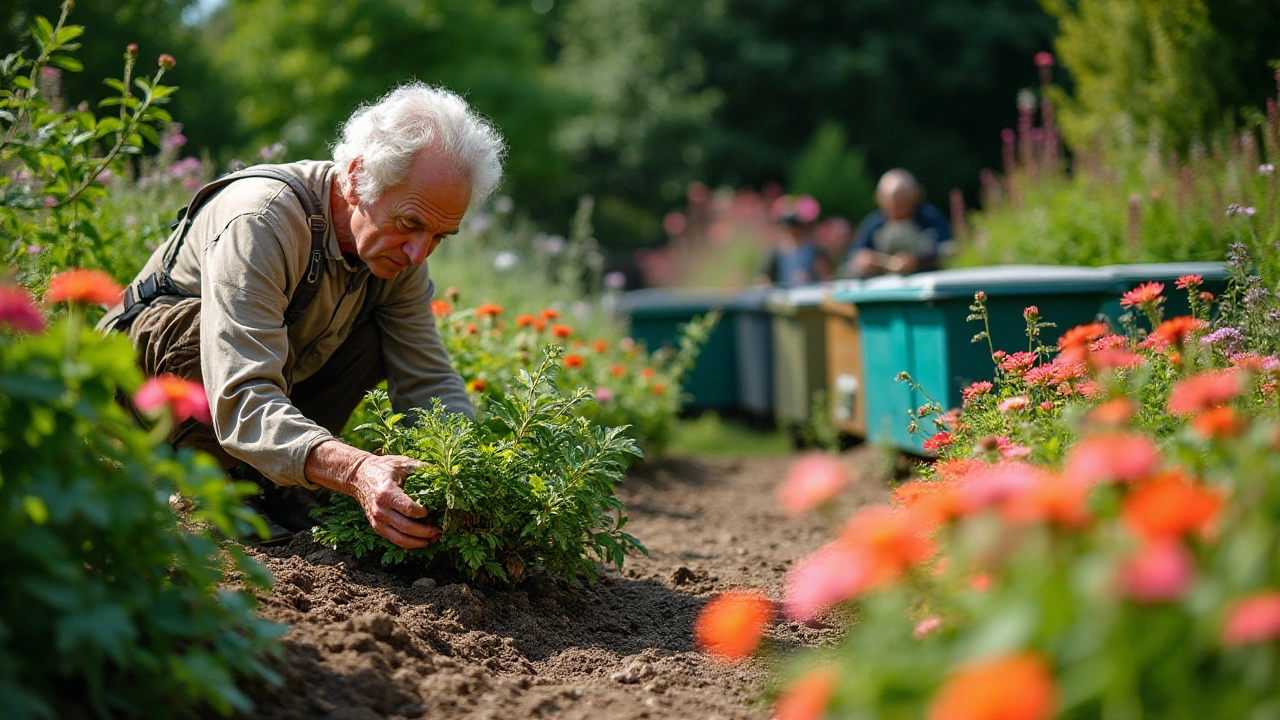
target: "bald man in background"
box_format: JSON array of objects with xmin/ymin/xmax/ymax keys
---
[{"xmin": 845, "ymin": 169, "xmax": 952, "ymax": 277}]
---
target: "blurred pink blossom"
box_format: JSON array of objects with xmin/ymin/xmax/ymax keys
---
[
  {"xmin": 778, "ymin": 452, "xmax": 848, "ymax": 515},
  {"xmin": 1119, "ymin": 540, "xmax": 1194, "ymax": 603},
  {"xmin": 1222, "ymin": 592, "xmax": 1280, "ymax": 647},
  {"xmin": 783, "ymin": 541, "xmax": 873, "ymax": 621},
  {"xmin": 0, "ymin": 285, "xmax": 46, "ymax": 333}
]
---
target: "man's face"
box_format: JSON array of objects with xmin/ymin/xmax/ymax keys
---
[
  {"xmin": 344, "ymin": 151, "xmax": 472, "ymax": 279},
  {"xmin": 881, "ymin": 192, "xmax": 917, "ymax": 222}
]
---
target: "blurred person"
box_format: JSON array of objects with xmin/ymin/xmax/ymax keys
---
[
  {"xmin": 98, "ymin": 82, "xmax": 506, "ymax": 546},
  {"xmin": 844, "ymin": 169, "xmax": 952, "ymax": 277},
  {"xmin": 756, "ymin": 196, "xmax": 833, "ymax": 288}
]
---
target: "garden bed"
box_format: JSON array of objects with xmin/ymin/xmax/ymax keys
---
[{"xmin": 229, "ymin": 448, "xmax": 888, "ymax": 720}]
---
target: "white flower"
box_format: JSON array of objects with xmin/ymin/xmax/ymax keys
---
[{"xmin": 493, "ymin": 251, "xmax": 519, "ymax": 271}]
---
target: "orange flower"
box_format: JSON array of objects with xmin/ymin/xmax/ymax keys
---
[
  {"xmin": 784, "ymin": 540, "xmax": 875, "ymax": 620},
  {"xmin": 564, "ymin": 353, "xmax": 585, "ymax": 368},
  {"xmin": 540, "ymin": 308, "xmax": 561, "ymax": 320},
  {"xmin": 778, "ymin": 452, "xmax": 848, "ymax": 516},
  {"xmin": 1120, "ymin": 281, "xmax": 1165, "ymax": 309},
  {"xmin": 1167, "ymin": 369, "xmax": 1244, "ymax": 415},
  {"xmin": 533, "ymin": 318, "xmax": 547, "ymax": 331},
  {"xmin": 592, "ymin": 339, "xmax": 608, "ymax": 354},
  {"xmin": 551, "ymin": 324, "xmax": 572, "ymax": 338},
  {"xmin": 1087, "ymin": 397, "xmax": 1135, "ymax": 426},
  {"xmin": 1122, "ymin": 470, "xmax": 1222, "ymax": 541},
  {"xmin": 641, "ymin": 367, "xmax": 655, "ymax": 379},
  {"xmin": 928, "ymin": 652, "xmax": 1056, "ymax": 720},
  {"xmin": 1174, "ymin": 274, "xmax": 1202, "ymax": 290},
  {"xmin": 515, "ymin": 313, "xmax": 537, "ymax": 327},
  {"xmin": 1001, "ymin": 476, "xmax": 1092, "ymax": 529},
  {"xmin": 1152, "ymin": 316, "xmax": 1204, "ymax": 346},
  {"xmin": 609, "ymin": 364, "xmax": 626, "ymax": 377},
  {"xmin": 693, "ymin": 591, "xmax": 775, "ymax": 661},
  {"xmin": 773, "ymin": 668, "xmax": 838, "ymax": 720},
  {"xmin": 475, "ymin": 302, "xmax": 503, "ymax": 317},
  {"xmin": 466, "ymin": 379, "xmax": 486, "ymax": 393},
  {"xmin": 466, "ymin": 323, "xmax": 479, "ymax": 335},
  {"xmin": 894, "ymin": 480, "xmax": 964, "ymax": 530},
  {"xmin": 1193, "ymin": 406, "xmax": 1245, "ymax": 439},
  {"xmin": 133, "ymin": 374, "xmax": 211, "ymax": 424},
  {"xmin": 1058, "ymin": 322, "xmax": 1109, "ymax": 352},
  {"xmin": 1064, "ymin": 432, "xmax": 1161, "ymax": 485},
  {"xmin": 45, "ymin": 269, "xmax": 122, "ymax": 306},
  {"xmin": 0, "ymin": 285, "xmax": 45, "ymax": 333},
  {"xmin": 1221, "ymin": 592, "xmax": 1280, "ymax": 647},
  {"xmin": 840, "ymin": 505, "xmax": 936, "ymax": 584},
  {"xmin": 652, "ymin": 382, "xmax": 666, "ymax": 396},
  {"xmin": 430, "ymin": 299, "xmax": 452, "ymax": 315}
]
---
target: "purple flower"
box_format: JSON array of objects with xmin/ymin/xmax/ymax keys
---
[
  {"xmin": 1227, "ymin": 203, "xmax": 1258, "ymax": 217},
  {"xmin": 1260, "ymin": 163, "xmax": 1276, "ymax": 175},
  {"xmin": 163, "ymin": 132, "xmax": 187, "ymax": 151},
  {"xmin": 594, "ymin": 387, "xmax": 615, "ymax": 403},
  {"xmin": 1201, "ymin": 327, "xmax": 1246, "ymax": 353},
  {"xmin": 1244, "ymin": 287, "xmax": 1272, "ymax": 307}
]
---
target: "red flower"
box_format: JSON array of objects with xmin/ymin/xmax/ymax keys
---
[
  {"xmin": 564, "ymin": 353, "xmax": 584, "ymax": 368},
  {"xmin": 475, "ymin": 302, "xmax": 503, "ymax": 317},
  {"xmin": 466, "ymin": 379, "xmax": 486, "ymax": 393},
  {"xmin": 1122, "ymin": 470, "xmax": 1222, "ymax": 541},
  {"xmin": 923, "ymin": 431, "xmax": 953, "ymax": 452},
  {"xmin": 1064, "ymin": 432, "xmax": 1161, "ymax": 485},
  {"xmin": 1058, "ymin": 322, "xmax": 1109, "ymax": 351},
  {"xmin": 430, "ymin": 300, "xmax": 452, "ymax": 316},
  {"xmin": 1033, "ymin": 51, "xmax": 1055, "ymax": 68},
  {"xmin": 693, "ymin": 591, "xmax": 775, "ymax": 661},
  {"xmin": 0, "ymin": 285, "xmax": 45, "ymax": 333},
  {"xmin": 929, "ymin": 652, "xmax": 1056, "ymax": 720},
  {"xmin": 609, "ymin": 364, "xmax": 626, "ymax": 377},
  {"xmin": 515, "ymin": 314, "xmax": 537, "ymax": 328},
  {"xmin": 1152, "ymin": 316, "xmax": 1205, "ymax": 346},
  {"xmin": 1168, "ymin": 369, "xmax": 1244, "ymax": 415},
  {"xmin": 961, "ymin": 381, "xmax": 994, "ymax": 403},
  {"xmin": 1174, "ymin": 274, "xmax": 1203, "ymax": 290},
  {"xmin": 45, "ymin": 269, "xmax": 123, "ymax": 306},
  {"xmin": 466, "ymin": 323, "xmax": 478, "ymax": 335},
  {"xmin": 998, "ymin": 351, "xmax": 1037, "ymax": 375},
  {"xmin": 1119, "ymin": 539, "xmax": 1194, "ymax": 603},
  {"xmin": 1120, "ymin": 281, "xmax": 1165, "ymax": 309},
  {"xmin": 551, "ymin": 324, "xmax": 572, "ymax": 338},
  {"xmin": 779, "ymin": 452, "xmax": 848, "ymax": 516},
  {"xmin": 1222, "ymin": 592, "xmax": 1280, "ymax": 647},
  {"xmin": 133, "ymin": 374, "xmax": 211, "ymax": 424},
  {"xmin": 841, "ymin": 505, "xmax": 936, "ymax": 585},
  {"xmin": 773, "ymin": 668, "xmax": 838, "ymax": 720},
  {"xmin": 592, "ymin": 339, "xmax": 608, "ymax": 354},
  {"xmin": 540, "ymin": 308, "xmax": 561, "ymax": 320},
  {"xmin": 533, "ymin": 318, "xmax": 546, "ymax": 331}
]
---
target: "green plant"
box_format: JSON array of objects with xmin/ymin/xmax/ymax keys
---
[
  {"xmin": 317, "ymin": 348, "xmax": 646, "ymax": 584},
  {"xmin": 1, "ymin": 3, "xmax": 179, "ymax": 290},
  {"xmin": 0, "ymin": 289, "xmax": 282, "ymax": 719}
]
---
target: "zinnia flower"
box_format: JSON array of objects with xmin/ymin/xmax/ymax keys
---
[
  {"xmin": 962, "ymin": 381, "xmax": 994, "ymax": 403},
  {"xmin": 1222, "ymin": 592, "xmax": 1280, "ymax": 647},
  {"xmin": 783, "ymin": 541, "xmax": 875, "ymax": 621},
  {"xmin": 609, "ymin": 364, "xmax": 626, "ymax": 377},
  {"xmin": 1064, "ymin": 432, "xmax": 1161, "ymax": 485},
  {"xmin": 475, "ymin": 302, "xmax": 502, "ymax": 317},
  {"xmin": 540, "ymin": 308, "xmax": 560, "ymax": 320},
  {"xmin": 841, "ymin": 505, "xmax": 936, "ymax": 584},
  {"xmin": 928, "ymin": 652, "xmax": 1056, "ymax": 720},
  {"xmin": 923, "ymin": 431, "xmax": 953, "ymax": 452},
  {"xmin": 45, "ymin": 269, "xmax": 122, "ymax": 306},
  {"xmin": 998, "ymin": 352, "xmax": 1037, "ymax": 375},
  {"xmin": 430, "ymin": 300, "xmax": 452, "ymax": 315},
  {"xmin": 778, "ymin": 452, "xmax": 849, "ymax": 515},
  {"xmin": 564, "ymin": 353, "xmax": 584, "ymax": 368},
  {"xmin": 466, "ymin": 379, "xmax": 486, "ymax": 393},
  {"xmin": 593, "ymin": 386, "xmax": 613, "ymax": 403},
  {"xmin": 1167, "ymin": 369, "xmax": 1244, "ymax": 415},
  {"xmin": 1193, "ymin": 406, "xmax": 1245, "ymax": 439},
  {"xmin": 652, "ymin": 382, "xmax": 666, "ymax": 396},
  {"xmin": 1119, "ymin": 539, "xmax": 1194, "ymax": 603},
  {"xmin": 0, "ymin": 285, "xmax": 46, "ymax": 333},
  {"xmin": 133, "ymin": 374, "xmax": 211, "ymax": 424},
  {"xmin": 1120, "ymin": 281, "xmax": 1165, "ymax": 309},
  {"xmin": 773, "ymin": 668, "xmax": 838, "ymax": 720},
  {"xmin": 1087, "ymin": 397, "xmax": 1135, "ymax": 426},
  {"xmin": 592, "ymin": 339, "xmax": 608, "ymax": 354},
  {"xmin": 997, "ymin": 396, "xmax": 1031, "ymax": 413},
  {"xmin": 515, "ymin": 314, "xmax": 537, "ymax": 327},
  {"xmin": 1152, "ymin": 316, "xmax": 1205, "ymax": 346},
  {"xmin": 1001, "ymin": 476, "xmax": 1092, "ymax": 528},
  {"xmin": 551, "ymin": 324, "xmax": 572, "ymax": 338},
  {"xmin": 1122, "ymin": 470, "xmax": 1222, "ymax": 541},
  {"xmin": 1058, "ymin": 322, "xmax": 1109, "ymax": 351},
  {"xmin": 693, "ymin": 591, "xmax": 775, "ymax": 661},
  {"xmin": 914, "ymin": 616, "xmax": 943, "ymax": 639},
  {"xmin": 1175, "ymin": 275, "xmax": 1202, "ymax": 290}
]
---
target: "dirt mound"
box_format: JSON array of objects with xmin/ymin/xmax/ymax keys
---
[{"xmin": 232, "ymin": 449, "xmax": 889, "ymax": 719}]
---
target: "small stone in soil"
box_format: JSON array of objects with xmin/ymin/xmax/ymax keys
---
[
  {"xmin": 412, "ymin": 577, "xmax": 438, "ymax": 590},
  {"xmin": 306, "ymin": 548, "xmax": 341, "ymax": 564}
]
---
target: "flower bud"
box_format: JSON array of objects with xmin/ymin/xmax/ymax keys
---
[
  {"xmin": 974, "ymin": 291, "xmax": 987, "ymax": 302},
  {"xmin": 158, "ymin": 53, "xmax": 176, "ymax": 70},
  {"xmin": 445, "ymin": 286, "xmax": 461, "ymax": 302},
  {"xmin": 126, "ymin": 43, "xmax": 138, "ymax": 56},
  {"xmin": 1023, "ymin": 305, "xmax": 1039, "ymax": 321}
]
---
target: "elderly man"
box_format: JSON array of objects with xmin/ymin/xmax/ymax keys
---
[
  {"xmin": 845, "ymin": 169, "xmax": 952, "ymax": 277},
  {"xmin": 99, "ymin": 82, "xmax": 506, "ymax": 547}
]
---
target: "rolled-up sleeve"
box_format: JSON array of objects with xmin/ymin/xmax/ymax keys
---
[
  {"xmin": 200, "ymin": 212, "xmax": 332, "ymax": 488},
  {"xmin": 377, "ymin": 265, "xmax": 473, "ymax": 420}
]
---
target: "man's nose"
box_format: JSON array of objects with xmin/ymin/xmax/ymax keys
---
[{"xmin": 404, "ymin": 236, "xmax": 429, "ymax": 265}]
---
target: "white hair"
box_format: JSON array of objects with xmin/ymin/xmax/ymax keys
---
[{"xmin": 332, "ymin": 82, "xmax": 506, "ymax": 209}]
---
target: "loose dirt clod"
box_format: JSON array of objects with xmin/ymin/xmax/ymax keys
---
[{"xmin": 225, "ymin": 450, "xmax": 887, "ymax": 720}]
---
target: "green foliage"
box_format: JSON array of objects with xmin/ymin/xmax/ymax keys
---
[
  {"xmin": 0, "ymin": 311, "xmax": 282, "ymax": 719},
  {"xmin": 788, "ymin": 121, "xmax": 876, "ymax": 224},
  {"xmin": 316, "ymin": 350, "xmax": 646, "ymax": 584},
  {"xmin": 1, "ymin": 3, "xmax": 178, "ymax": 289}
]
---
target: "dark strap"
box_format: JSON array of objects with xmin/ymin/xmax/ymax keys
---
[{"xmin": 115, "ymin": 165, "xmax": 329, "ymax": 330}]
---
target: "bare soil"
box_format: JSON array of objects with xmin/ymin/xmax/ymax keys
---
[{"xmin": 233, "ymin": 448, "xmax": 889, "ymax": 720}]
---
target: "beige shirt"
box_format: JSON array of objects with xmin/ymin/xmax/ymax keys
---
[{"xmin": 100, "ymin": 161, "xmax": 472, "ymax": 488}]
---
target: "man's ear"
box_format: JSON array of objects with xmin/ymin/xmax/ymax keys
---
[{"xmin": 343, "ymin": 158, "xmax": 363, "ymax": 204}]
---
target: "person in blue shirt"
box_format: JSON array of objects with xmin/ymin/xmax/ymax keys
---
[
  {"xmin": 845, "ymin": 169, "xmax": 952, "ymax": 277},
  {"xmin": 756, "ymin": 211, "xmax": 833, "ymax": 288}
]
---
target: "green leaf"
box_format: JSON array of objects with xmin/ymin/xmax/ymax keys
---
[
  {"xmin": 22, "ymin": 495, "xmax": 49, "ymax": 524},
  {"xmin": 47, "ymin": 55, "xmax": 82, "ymax": 73}
]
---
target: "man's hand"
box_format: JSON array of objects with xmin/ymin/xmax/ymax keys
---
[
  {"xmin": 348, "ymin": 454, "xmax": 442, "ymax": 549},
  {"xmin": 886, "ymin": 253, "xmax": 920, "ymax": 275},
  {"xmin": 851, "ymin": 249, "xmax": 885, "ymax": 277},
  {"xmin": 305, "ymin": 440, "xmax": 442, "ymax": 549}
]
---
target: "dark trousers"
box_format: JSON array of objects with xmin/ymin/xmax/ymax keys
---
[{"xmin": 126, "ymin": 296, "xmax": 384, "ymax": 470}]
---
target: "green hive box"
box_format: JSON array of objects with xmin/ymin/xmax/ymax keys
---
[
  {"xmin": 832, "ymin": 266, "xmax": 1124, "ymax": 454},
  {"xmin": 766, "ymin": 283, "xmax": 835, "ymax": 429},
  {"xmin": 618, "ymin": 288, "xmax": 740, "ymax": 411},
  {"xmin": 1099, "ymin": 262, "xmax": 1230, "ymax": 324}
]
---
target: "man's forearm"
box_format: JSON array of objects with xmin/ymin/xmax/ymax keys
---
[{"xmin": 304, "ymin": 439, "xmax": 373, "ymax": 496}]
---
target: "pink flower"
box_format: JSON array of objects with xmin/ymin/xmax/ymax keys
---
[
  {"xmin": 923, "ymin": 431, "xmax": 953, "ymax": 452},
  {"xmin": 1221, "ymin": 592, "xmax": 1280, "ymax": 647},
  {"xmin": 1064, "ymin": 433, "xmax": 1161, "ymax": 485},
  {"xmin": 783, "ymin": 541, "xmax": 874, "ymax": 621},
  {"xmin": 1034, "ymin": 51, "xmax": 1055, "ymax": 68},
  {"xmin": 778, "ymin": 452, "xmax": 848, "ymax": 515},
  {"xmin": 1119, "ymin": 540, "xmax": 1194, "ymax": 603},
  {"xmin": 914, "ymin": 615, "xmax": 943, "ymax": 639},
  {"xmin": 0, "ymin": 285, "xmax": 46, "ymax": 333},
  {"xmin": 962, "ymin": 381, "xmax": 994, "ymax": 403},
  {"xmin": 1167, "ymin": 369, "xmax": 1244, "ymax": 415},
  {"xmin": 996, "ymin": 436, "xmax": 1032, "ymax": 460},
  {"xmin": 1174, "ymin": 275, "xmax": 1202, "ymax": 290},
  {"xmin": 997, "ymin": 396, "xmax": 1031, "ymax": 413},
  {"xmin": 1120, "ymin": 281, "xmax": 1165, "ymax": 309},
  {"xmin": 133, "ymin": 374, "xmax": 212, "ymax": 424}
]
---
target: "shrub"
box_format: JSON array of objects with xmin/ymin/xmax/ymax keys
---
[
  {"xmin": 316, "ymin": 349, "xmax": 646, "ymax": 584},
  {"xmin": 0, "ymin": 285, "xmax": 282, "ymax": 719}
]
